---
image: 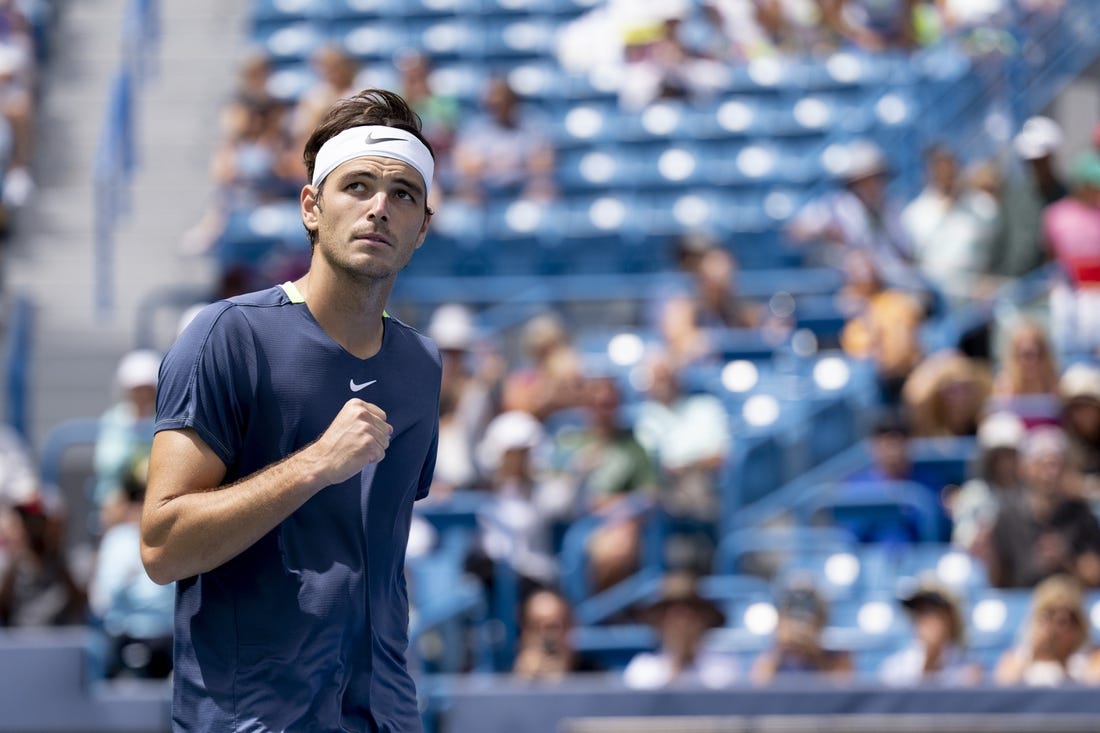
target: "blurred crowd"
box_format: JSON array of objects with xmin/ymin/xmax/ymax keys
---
[
  {"xmin": 0, "ymin": 0, "xmax": 53, "ymax": 234},
  {"xmin": 1, "ymin": 0, "xmax": 1099, "ymax": 699}
]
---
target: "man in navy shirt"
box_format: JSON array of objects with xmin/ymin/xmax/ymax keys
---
[{"xmin": 142, "ymin": 89, "xmax": 441, "ymax": 732}]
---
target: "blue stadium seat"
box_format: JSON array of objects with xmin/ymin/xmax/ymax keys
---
[
  {"xmin": 250, "ymin": 0, "xmax": 326, "ymax": 27},
  {"xmin": 802, "ymin": 480, "xmax": 944, "ymax": 545},
  {"xmin": 550, "ymin": 102, "xmax": 620, "ymax": 150},
  {"xmin": 688, "ymin": 95, "xmax": 779, "ymax": 140},
  {"xmin": 556, "ymin": 146, "xmax": 640, "ymax": 193},
  {"xmin": 412, "ymin": 18, "xmax": 487, "ymax": 61},
  {"xmin": 714, "ymin": 525, "xmax": 857, "ymax": 578},
  {"xmin": 966, "ymin": 588, "xmax": 1033, "ymax": 670},
  {"xmin": 266, "ymin": 62, "xmax": 317, "ymax": 102},
  {"xmin": 614, "ymin": 100, "xmax": 693, "ymax": 144},
  {"xmin": 624, "ymin": 141, "xmax": 710, "ymax": 193},
  {"xmin": 251, "ymin": 21, "xmax": 328, "ymax": 63},
  {"xmin": 480, "ymin": 0, "xmax": 590, "ymax": 16},
  {"xmin": 340, "ymin": 21, "xmax": 415, "ymax": 62},
  {"xmin": 216, "ymin": 202, "xmax": 310, "ymax": 270},
  {"xmin": 339, "ymin": 0, "xmax": 485, "ymax": 19},
  {"xmin": 895, "ymin": 544, "xmax": 991, "ymax": 596},
  {"xmin": 479, "ymin": 16, "xmax": 558, "ymax": 61},
  {"xmin": 572, "ymin": 624, "xmax": 657, "ymax": 671}
]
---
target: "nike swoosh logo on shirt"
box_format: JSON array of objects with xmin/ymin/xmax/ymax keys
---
[{"xmin": 349, "ymin": 379, "xmax": 377, "ymax": 392}]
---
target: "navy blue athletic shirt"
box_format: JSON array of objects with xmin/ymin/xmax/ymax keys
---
[{"xmin": 155, "ymin": 282, "xmax": 440, "ymax": 733}]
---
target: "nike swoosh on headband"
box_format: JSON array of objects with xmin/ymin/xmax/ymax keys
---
[{"xmin": 365, "ymin": 132, "xmax": 407, "ymax": 144}]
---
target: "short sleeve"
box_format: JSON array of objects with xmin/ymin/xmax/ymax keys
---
[
  {"xmin": 414, "ymin": 413, "xmax": 439, "ymax": 501},
  {"xmin": 155, "ymin": 302, "xmax": 256, "ymax": 467}
]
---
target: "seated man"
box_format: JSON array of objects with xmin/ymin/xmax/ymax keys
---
[
  {"xmin": 833, "ymin": 409, "xmax": 947, "ymax": 544},
  {"xmin": 750, "ymin": 578, "xmax": 852, "ymax": 685}
]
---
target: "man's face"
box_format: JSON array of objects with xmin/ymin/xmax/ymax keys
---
[
  {"xmin": 302, "ymin": 156, "xmax": 431, "ymax": 282},
  {"xmin": 872, "ymin": 432, "xmax": 910, "ymax": 478},
  {"xmin": 929, "ymin": 152, "xmax": 958, "ymax": 194}
]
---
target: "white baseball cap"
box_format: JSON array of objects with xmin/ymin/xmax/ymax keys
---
[
  {"xmin": 476, "ymin": 410, "xmax": 545, "ymax": 473},
  {"xmin": 116, "ymin": 349, "xmax": 162, "ymax": 390},
  {"xmin": 1013, "ymin": 116, "xmax": 1063, "ymax": 161},
  {"xmin": 427, "ymin": 303, "xmax": 476, "ymax": 351},
  {"xmin": 977, "ymin": 411, "xmax": 1026, "ymax": 451},
  {"xmin": 1060, "ymin": 363, "xmax": 1100, "ymax": 403}
]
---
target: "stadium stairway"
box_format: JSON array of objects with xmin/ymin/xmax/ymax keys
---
[{"xmin": 3, "ymin": 1, "xmax": 243, "ymax": 450}]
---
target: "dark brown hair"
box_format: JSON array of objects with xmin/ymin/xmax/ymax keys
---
[{"xmin": 302, "ymin": 89, "xmax": 436, "ymax": 246}]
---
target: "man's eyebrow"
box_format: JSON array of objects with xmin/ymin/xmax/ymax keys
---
[{"xmin": 337, "ymin": 167, "xmax": 425, "ymax": 198}]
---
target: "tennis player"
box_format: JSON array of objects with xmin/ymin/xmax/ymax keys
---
[{"xmin": 141, "ymin": 89, "xmax": 440, "ymax": 732}]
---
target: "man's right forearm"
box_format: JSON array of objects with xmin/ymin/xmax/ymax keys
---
[{"xmin": 141, "ymin": 441, "xmax": 328, "ymax": 585}]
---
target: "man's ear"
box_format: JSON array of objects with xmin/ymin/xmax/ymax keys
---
[
  {"xmin": 414, "ymin": 211, "xmax": 432, "ymax": 250},
  {"xmin": 301, "ymin": 184, "xmax": 321, "ymax": 234}
]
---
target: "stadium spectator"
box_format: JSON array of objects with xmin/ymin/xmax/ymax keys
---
[
  {"xmin": 549, "ymin": 375, "xmax": 658, "ymax": 592},
  {"xmin": 513, "ymin": 588, "xmax": 598, "ymax": 680},
  {"xmin": 732, "ymin": 0, "xmax": 829, "ymax": 56},
  {"xmin": 501, "ymin": 312, "xmax": 585, "ymax": 422},
  {"xmin": 88, "ymin": 457, "xmax": 173, "ymax": 679},
  {"xmin": 994, "ymin": 574, "xmax": 1096, "ymax": 686},
  {"xmin": 623, "ymin": 571, "xmax": 735, "ymax": 689},
  {"xmin": 947, "ymin": 411, "xmax": 1027, "ymax": 552},
  {"xmin": 1014, "ymin": 115, "xmax": 1068, "ymax": 208},
  {"xmin": 92, "ymin": 350, "xmax": 160, "ymax": 523},
  {"xmin": 181, "ymin": 96, "xmax": 301, "ymax": 256},
  {"xmin": 634, "ymin": 349, "xmax": 731, "ymax": 521},
  {"xmin": 787, "ymin": 140, "xmax": 919, "ymax": 290},
  {"xmin": 838, "ymin": 408, "xmax": 948, "ymax": 543},
  {"xmin": 837, "ymin": 249, "xmax": 925, "ymax": 404},
  {"xmin": 660, "ymin": 247, "xmax": 763, "ymax": 367},
  {"xmin": 902, "ymin": 350, "xmax": 991, "ymax": 437},
  {"xmin": 396, "ymin": 51, "xmax": 459, "ymax": 201},
  {"xmin": 633, "ymin": 349, "xmax": 730, "ymax": 572},
  {"xmin": 988, "ymin": 320, "xmax": 1061, "ymax": 427},
  {"xmin": 750, "ymin": 578, "xmax": 852, "ymax": 684},
  {"xmin": 426, "ymin": 303, "xmax": 499, "ymax": 496},
  {"xmin": 971, "ymin": 114, "xmax": 1065, "ymax": 302},
  {"xmin": 879, "ymin": 580, "xmax": 981, "ymax": 686},
  {"xmin": 466, "ymin": 411, "xmax": 558, "ymax": 593},
  {"xmin": 0, "ymin": 422, "xmax": 38, "ymax": 506},
  {"xmin": 1043, "ymin": 150, "xmax": 1100, "ymax": 359},
  {"xmin": 290, "ymin": 44, "xmax": 361, "ymax": 157},
  {"xmin": 817, "ymin": 0, "xmax": 895, "ymax": 51},
  {"xmin": 0, "ymin": 494, "xmax": 85, "ymax": 627},
  {"xmin": 986, "ymin": 426, "xmax": 1100, "ymax": 588},
  {"xmin": 451, "ymin": 76, "xmax": 556, "ymax": 205},
  {"xmin": 219, "ymin": 50, "xmax": 277, "ymax": 140},
  {"xmin": 0, "ymin": 32, "xmax": 36, "ymax": 211},
  {"xmin": 556, "ymin": 1, "xmax": 732, "ymax": 109},
  {"xmin": 902, "ymin": 145, "xmax": 1000, "ymax": 304},
  {"xmin": 1058, "ymin": 363, "xmax": 1100, "ymax": 486}
]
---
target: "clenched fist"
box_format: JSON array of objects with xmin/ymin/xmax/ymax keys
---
[{"xmin": 307, "ymin": 399, "xmax": 393, "ymax": 488}]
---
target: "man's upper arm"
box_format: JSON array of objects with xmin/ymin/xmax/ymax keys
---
[{"xmin": 145, "ymin": 428, "xmax": 228, "ymax": 512}]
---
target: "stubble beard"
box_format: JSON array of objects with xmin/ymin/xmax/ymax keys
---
[{"xmin": 316, "ymin": 227, "xmax": 412, "ymax": 286}]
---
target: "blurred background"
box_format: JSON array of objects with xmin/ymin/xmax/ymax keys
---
[{"xmin": 1, "ymin": 0, "xmax": 1100, "ymax": 731}]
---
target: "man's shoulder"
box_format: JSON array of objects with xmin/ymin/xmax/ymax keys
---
[{"xmin": 385, "ymin": 314, "xmax": 442, "ymax": 369}]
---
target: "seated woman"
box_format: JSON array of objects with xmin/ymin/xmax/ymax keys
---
[
  {"xmin": 988, "ymin": 320, "xmax": 1062, "ymax": 428},
  {"xmin": 623, "ymin": 572, "xmax": 735, "ymax": 689},
  {"xmin": 880, "ymin": 580, "xmax": 981, "ymax": 686},
  {"xmin": 994, "ymin": 574, "xmax": 1099, "ymax": 686}
]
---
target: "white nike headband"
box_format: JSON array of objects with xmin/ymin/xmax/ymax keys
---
[{"xmin": 311, "ymin": 125, "xmax": 434, "ymax": 198}]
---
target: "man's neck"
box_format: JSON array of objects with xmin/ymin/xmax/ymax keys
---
[{"xmin": 292, "ymin": 267, "xmax": 393, "ymax": 359}]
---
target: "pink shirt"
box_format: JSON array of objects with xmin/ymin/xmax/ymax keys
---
[{"xmin": 1043, "ymin": 197, "xmax": 1100, "ymax": 285}]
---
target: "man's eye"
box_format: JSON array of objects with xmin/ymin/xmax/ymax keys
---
[{"xmin": 347, "ymin": 181, "xmax": 366, "ymax": 192}]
